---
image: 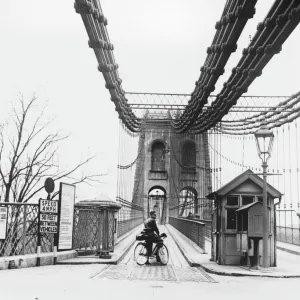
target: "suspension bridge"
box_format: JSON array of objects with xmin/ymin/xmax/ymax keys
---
[
  {"xmin": 1, "ymin": 0, "xmax": 300, "ymax": 288},
  {"xmin": 74, "ymin": 0, "xmax": 300, "ymax": 245}
]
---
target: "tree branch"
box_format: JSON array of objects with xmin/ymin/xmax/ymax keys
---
[{"xmin": 2, "ymin": 94, "xmax": 102, "ymax": 204}]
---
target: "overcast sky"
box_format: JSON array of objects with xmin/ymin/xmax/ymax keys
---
[{"xmin": 1, "ymin": 0, "xmax": 299, "ymax": 201}]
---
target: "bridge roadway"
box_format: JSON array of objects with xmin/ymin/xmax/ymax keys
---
[{"xmin": 91, "ymin": 225, "xmax": 216, "ymax": 283}]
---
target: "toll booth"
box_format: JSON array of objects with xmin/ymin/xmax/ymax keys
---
[{"xmin": 206, "ymin": 169, "xmax": 282, "ymax": 267}]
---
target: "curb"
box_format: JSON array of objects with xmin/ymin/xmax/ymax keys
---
[
  {"xmin": 277, "ymin": 246, "xmax": 300, "ymax": 256},
  {"xmin": 197, "ymin": 264, "xmax": 300, "ymax": 278},
  {"xmin": 115, "ymin": 238, "xmax": 137, "ymax": 264},
  {"xmin": 165, "ymin": 225, "xmax": 196, "ymax": 268},
  {"xmin": 57, "ymin": 226, "xmax": 141, "ymax": 265},
  {"xmin": 57, "ymin": 239, "xmax": 137, "ymax": 265},
  {"xmin": 0, "ymin": 250, "xmax": 77, "ymax": 270}
]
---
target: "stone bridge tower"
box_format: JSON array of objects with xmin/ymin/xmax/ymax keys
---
[{"xmin": 132, "ymin": 119, "xmax": 211, "ymax": 224}]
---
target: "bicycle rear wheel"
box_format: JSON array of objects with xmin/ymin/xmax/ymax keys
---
[
  {"xmin": 134, "ymin": 242, "xmax": 148, "ymax": 265},
  {"xmin": 157, "ymin": 244, "xmax": 169, "ymax": 265}
]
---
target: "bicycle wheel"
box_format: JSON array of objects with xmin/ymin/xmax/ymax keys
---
[
  {"xmin": 157, "ymin": 244, "xmax": 169, "ymax": 265},
  {"xmin": 134, "ymin": 242, "xmax": 148, "ymax": 265}
]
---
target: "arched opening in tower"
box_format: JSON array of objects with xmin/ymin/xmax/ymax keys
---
[{"xmin": 179, "ymin": 187, "xmax": 198, "ymax": 218}]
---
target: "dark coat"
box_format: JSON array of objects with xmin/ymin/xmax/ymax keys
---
[{"xmin": 144, "ymin": 217, "xmax": 160, "ymax": 236}]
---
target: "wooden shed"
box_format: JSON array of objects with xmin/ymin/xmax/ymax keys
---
[{"xmin": 207, "ymin": 169, "xmax": 282, "ymax": 267}]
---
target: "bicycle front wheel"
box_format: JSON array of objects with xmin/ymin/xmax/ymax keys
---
[
  {"xmin": 158, "ymin": 244, "xmax": 169, "ymax": 265},
  {"xmin": 134, "ymin": 242, "xmax": 148, "ymax": 265}
]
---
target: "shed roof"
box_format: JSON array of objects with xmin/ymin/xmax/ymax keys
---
[
  {"xmin": 206, "ymin": 169, "xmax": 282, "ymax": 200},
  {"xmin": 236, "ymin": 202, "xmax": 262, "ymax": 213}
]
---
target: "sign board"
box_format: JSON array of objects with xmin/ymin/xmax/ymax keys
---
[
  {"xmin": 39, "ymin": 199, "xmax": 58, "ymax": 234},
  {"xmin": 44, "ymin": 177, "xmax": 55, "ymax": 194},
  {"xmin": 58, "ymin": 183, "xmax": 75, "ymax": 250},
  {"xmin": 0, "ymin": 207, "xmax": 8, "ymax": 240}
]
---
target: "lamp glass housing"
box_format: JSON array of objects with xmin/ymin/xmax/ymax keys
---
[{"xmin": 254, "ymin": 126, "xmax": 274, "ymax": 162}]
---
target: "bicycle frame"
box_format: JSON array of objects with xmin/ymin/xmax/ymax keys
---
[
  {"xmin": 150, "ymin": 241, "xmax": 164, "ymax": 257},
  {"xmin": 134, "ymin": 234, "xmax": 168, "ymax": 265}
]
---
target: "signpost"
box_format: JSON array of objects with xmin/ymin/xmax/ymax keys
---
[
  {"xmin": 37, "ymin": 179, "xmax": 75, "ymax": 266},
  {"xmin": 37, "ymin": 177, "xmax": 59, "ymax": 266},
  {"xmin": 0, "ymin": 207, "xmax": 8, "ymax": 240},
  {"xmin": 37, "ymin": 198, "xmax": 59, "ymax": 266}
]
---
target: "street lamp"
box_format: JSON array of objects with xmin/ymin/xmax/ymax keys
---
[{"xmin": 254, "ymin": 124, "xmax": 274, "ymax": 268}]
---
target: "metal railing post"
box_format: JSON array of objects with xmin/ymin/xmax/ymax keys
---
[{"xmin": 22, "ymin": 205, "xmax": 27, "ymax": 255}]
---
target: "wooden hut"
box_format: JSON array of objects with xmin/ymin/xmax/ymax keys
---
[{"xmin": 207, "ymin": 169, "xmax": 282, "ymax": 267}]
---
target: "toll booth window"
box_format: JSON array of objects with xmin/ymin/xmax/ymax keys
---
[
  {"xmin": 258, "ymin": 196, "xmax": 269, "ymax": 206},
  {"xmin": 227, "ymin": 208, "xmax": 237, "ymax": 230},
  {"xmin": 242, "ymin": 196, "xmax": 254, "ymax": 206},
  {"xmin": 227, "ymin": 196, "xmax": 239, "ymax": 206}
]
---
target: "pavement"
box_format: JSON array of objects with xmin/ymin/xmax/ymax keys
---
[
  {"xmin": 1, "ymin": 263, "xmax": 300, "ymax": 300},
  {"xmin": 0, "ymin": 250, "xmax": 77, "ymax": 270},
  {"xmin": 57, "ymin": 223, "xmax": 300, "ymax": 278}
]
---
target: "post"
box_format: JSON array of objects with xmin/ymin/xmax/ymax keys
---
[
  {"xmin": 53, "ymin": 232, "xmax": 58, "ymax": 265},
  {"xmin": 254, "ymin": 125, "xmax": 274, "ymax": 268},
  {"xmin": 36, "ymin": 221, "xmax": 41, "ymax": 267},
  {"xmin": 22, "ymin": 205, "xmax": 27, "ymax": 255},
  {"xmin": 99, "ymin": 210, "xmax": 111, "ymax": 259},
  {"xmin": 262, "ymin": 162, "xmax": 268, "ymax": 268},
  {"xmin": 53, "ymin": 196, "xmax": 60, "ymax": 265}
]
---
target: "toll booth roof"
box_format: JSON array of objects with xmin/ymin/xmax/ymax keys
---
[{"xmin": 206, "ymin": 169, "xmax": 282, "ymax": 200}]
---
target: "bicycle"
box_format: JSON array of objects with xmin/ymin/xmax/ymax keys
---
[{"xmin": 134, "ymin": 233, "xmax": 169, "ymax": 266}]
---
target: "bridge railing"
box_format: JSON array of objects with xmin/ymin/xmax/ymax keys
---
[
  {"xmin": 0, "ymin": 203, "xmax": 53, "ymax": 257},
  {"xmin": 169, "ymin": 216, "xmax": 206, "ymax": 252},
  {"xmin": 277, "ymin": 226, "xmax": 300, "ymax": 245},
  {"xmin": 276, "ymin": 209, "xmax": 300, "ymax": 246},
  {"xmin": 0, "ymin": 198, "xmax": 143, "ymax": 259},
  {"xmin": 194, "ymin": 218, "xmax": 211, "ymax": 240},
  {"xmin": 116, "ymin": 197, "xmax": 144, "ymax": 238}
]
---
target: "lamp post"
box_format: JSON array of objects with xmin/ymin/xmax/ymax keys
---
[{"xmin": 254, "ymin": 124, "xmax": 274, "ymax": 268}]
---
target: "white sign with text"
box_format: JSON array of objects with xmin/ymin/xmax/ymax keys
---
[
  {"xmin": 0, "ymin": 207, "xmax": 8, "ymax": 240},
  {"xmin": 58, "ymin": 183, "xmax": 75, "ymax": 250}
]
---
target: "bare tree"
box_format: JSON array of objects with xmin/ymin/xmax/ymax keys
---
[{"xmin": 0, "ymin": 94, "xmax": 106, "ymax": 203}]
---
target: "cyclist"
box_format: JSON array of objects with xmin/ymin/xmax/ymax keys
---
[{"xmin": 144, "ymin": 210, "xmax": 163, "ymax": 264}]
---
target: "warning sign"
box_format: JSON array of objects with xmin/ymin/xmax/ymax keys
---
[
  {"xmin": 39, "ymin": 199, "xmax": 58, "ymax": 213},
  {"xmin": 40, "ymin": 213, "xmax": 57, "ymax": 222},
  {"xmin": 39, "ymin": 199, "xmax": 58, "ymax": 234},
  {"xmin": 39, "ymin": 225, "xmax": 57, "ymax": 233}
]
